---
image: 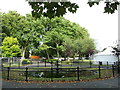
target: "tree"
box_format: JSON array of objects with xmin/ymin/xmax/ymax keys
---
[
  {"xmin": 14, "ymin": 15, "xmax": 45, "ymax": 59},
  {"xmin": 63, "ymin": 37, "xmax": 96, "ymax": 60},
  {"xmin": 88, "ymin": 1, "xmax": 119, "ymax": 14},
  {"xmin": 37, "ymin": 44, "xmax": 51, "ymax": 59},
  {"xmin": 1, "ymin": 11, "xmax": 46, "ymax": 59},
  {"xmin": 39, "ymin": 16, "xmax": 92, "ymax": 59},
  {"xmin": 80, "ymin": 38, "xmax": 96, "ymax": 59},
  {"xmin": 26, "ymin": 1, "xmax": 119, "ymax": 19},
  {"xmin": 26, "ymin": 1, "xmax": 79, "ymax": 19},
  {"xmin": 44, "ymin": 31, "xmax": 65, "ymax": 59},
  {"xmin": 49, "ymin": 16, "xmax": 89, "ymax": 39},
  {"xmin": 1, "ymin": 11, "xmax": 96, "ymax": 59},
  {"xmin": 62, "ymin": 36, "xmax": 74, "ymax": 60},
  {"xmin": 1, "ymin": 11, "xmax": 24, "ymax": 37},
  {"xmin": 1, "ymin": 37, "xmax": 21, "ymax": 57}
]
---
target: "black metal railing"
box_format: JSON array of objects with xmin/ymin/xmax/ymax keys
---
[{"xmin": 2, "ymin": 64, "xmax": 119, "ymax": 82}]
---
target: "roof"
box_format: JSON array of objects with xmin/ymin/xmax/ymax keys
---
[{"xmin": 94, "ymin": 47, "xmax": 116, "ymax": 56}]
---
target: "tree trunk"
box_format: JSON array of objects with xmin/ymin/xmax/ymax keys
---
[
  {"xmin": 29, "ymin": 49, "xmax": 32, "ymax": 57},
  {"xmin": 46, "ymin": 49, "xmax": 50, "ymax": 59},
  {"xmin": 64, "ymin": 56, "xmax": 66, "ymax": 61},
  {"xmin": 73, "ymin": 56, "xmax": 75, "ymax": 60},
  {"xmin": 57, "ymin": 49, "xmax": 60, "ymax": 60},
  {"xmin": 21, "ymin": 47, "xmax": 26, "ymax": 59},
  {"xmin": 73, "ymin": 53, "xmax": 77, "ymax": 60},
  {"xmin": 78, "ymin": 54, "xmax": 82, "ymax": 60},
  {"xmin": 56, "ymin": 44, "xmax": 60, "ymax": 60},
  {"xmin": 67, "ymin": 57, "xmax": 70, "ymax": 61}
]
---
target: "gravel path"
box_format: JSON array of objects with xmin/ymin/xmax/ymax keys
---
[{"xmin": 2, "ymin": 77, "xmax": 119, "ymax": 88}]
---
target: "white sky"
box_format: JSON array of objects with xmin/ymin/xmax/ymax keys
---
[{"xmin": 0, "ymin": 0, "xmax": 118, "ymax": 51}]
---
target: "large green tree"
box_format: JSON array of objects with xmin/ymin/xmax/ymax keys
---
[
  {"xmin": 1, "ymin": 11, "xmax": 46, "ymax": 59},
  {"xmin": 80, "ymin": 38, "xmax": 96, "ymax": 59},
  {"xmin": 49, "ymin": 16, "xmax": 89, "ymax": 39},
  {"xmin": 44, "ymin": 31, "xmax": 65, "ymax": 59},
  {"xmin": 62, "ymin": 36, "xmax": 74, "ymax": 60},
  {"xmin": 1, "ymin": 11, "xmax": 24, "ymax": 37},
  {"xmin": 1, "ymin": 37, "xmax": 21, "ymax": 57},
  {"xmin": 62, "ymin": 37, "xmax": 96, "ymax": 60}
]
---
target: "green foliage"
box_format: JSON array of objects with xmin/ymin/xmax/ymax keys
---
[
  {"xmin": 27, "ymin": 1, "xmax": 119, "ymax": 19},
  {"xmin": 1, "ymin": 11, "xmax": 96, "ymax": 59},
  {"xmin": 1, "ymin": 11, "xmax": 46, "ymax": 58},
  {"xmin": 63, "ymin": 36, "xmax": 74, "ymax": 57},
  {"xmin": 1, "ymin": 11, "xmax": 23, "ymax": 37},
  {"xmin": 81, "ymin": 38, "xmax": 96, "ymax": 56},
  {"xmin": 42, "ymin": 17, "xmax": 91, "ymax": 58},
  {"xmin": 63, "ymin": 36, "xmax": 96, "ymax": 59},
  {"xmin": 22, "ymin": 59, "xmax": 31, "ymax": 64},
  {"xmin": 49, "ymin": 17, "xmax": 88, "ymax": 39},
  {"xmin": 27, "ymin": 1, "xmax": 79, "ymax": 19},
  {"xmin": 88, "ymin": 1, "xmax": 119, "ymax": 14},
  {"xmin": 44, "ymin": 30, "xmax": 66, "ymax": 58},
  {"xmin": 43, "ymin": 59, "xmax": 58, "ymax": 62},
  {"xmin": 1, "ymin": 37, "xmax": 21, "ymax": 57}
]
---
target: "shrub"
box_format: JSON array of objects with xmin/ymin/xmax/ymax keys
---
[
  {"xmin": 22, "ymin": 59, "xmax": 31, "ymax": 64},
  {"xmin": 42, "ymin": 59, "xmax": 58, "ymax": 62}
]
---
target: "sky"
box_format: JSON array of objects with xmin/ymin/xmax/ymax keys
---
[{"xmin": 0, "ymin": 0, "xmax": 118, "ymax": 51}]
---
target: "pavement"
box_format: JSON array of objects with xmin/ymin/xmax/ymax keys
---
[{"xmin": 2, "ymin": 77, "xmax": 119, "ymax": 88}]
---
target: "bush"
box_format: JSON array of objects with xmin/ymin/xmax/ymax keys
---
[
  {"xmin": 22, "ymin": 59, "xmax": 31, "ymax": 64},
  {"xmin": 42, "ymin": 59, "xmax": 58, "ymax": 63}
]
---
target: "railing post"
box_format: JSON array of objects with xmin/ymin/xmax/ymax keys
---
[
  {"xmin": 7, "ymin": 67, "xmax": 10, "ymax": 80},
  {"xmin": 112, "ymin": 64, "xmax": 114, "ymax": 77},
  {"xmin": 56, "ymin": 60, "xmax": 59, "ymax": 76},
  {"xmin": 114, "ymin": 62, "xmax": 115, "ymax": 65},
  {"xmin": 71, "ymin": 61, "xmax": 72, "ymax": 66},
  {"xmin": 51, "ymin": 67, "xmax": 53, "ymax": 82},
  {"xmin": 56, "ymin": 60, "xmax": 59, "ymax": 68},
  {"xmin": 38, "ymin": 61, "xmax": 39, "ymax": 67},
  {"xmin": 51, "ymin": 61, "xmax": 53, "ymax": 67},
  {"xmin": 19, "ymin": 59, "xmax": 20, "ymax": 68},
  {"xmin": 107, "ymin": 61, "xmax": 108, "ymax": 69},
  {"xmin": 25, "ymin": 67, "xmax": 28, "ymax": 82},
  {"xmin": 9, "ymin": 62, "xmax": 11, "ymax": 67},
  {"xmin": 90, "ymin": 61, "xmax": 92, "ymax": 68},
  {"xmin": 1, "ymin": 62, "xmax": 3, "ymax": 70},
  {"xmin": 45, "ymin": 59, "xmax": 46, "ymax": 67},
  {"xmin": 77, "ymin": 67, "xmax": 80, "ymax": 81},
  {"xmin": 117, "ymin": 63, "xmax": 120, "ymax": 75},
  {"xmin": 61, "ymin": 60, "xmax": 62, "ymax": 67},
  {"xmin": 98, "ymin": 65, "xmax": 101, "ymax": 78}
]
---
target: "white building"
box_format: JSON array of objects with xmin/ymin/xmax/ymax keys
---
[{"xmin": 92, "ymin": 47, "xmax": 118, "ymax": 65}]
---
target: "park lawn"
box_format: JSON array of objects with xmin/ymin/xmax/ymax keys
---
[{"xmin": 2, "ymin": 63, "xmax": 33, "ymax": 68}]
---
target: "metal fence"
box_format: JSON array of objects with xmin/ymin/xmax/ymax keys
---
[{"xmin": 2, "ymin": 65, "xmax": 119, "ymax": 82}]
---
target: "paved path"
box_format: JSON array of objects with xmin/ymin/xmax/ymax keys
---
[{"xmin": 2, "ymin": 77, "xmax": 119, "ymax": 88}]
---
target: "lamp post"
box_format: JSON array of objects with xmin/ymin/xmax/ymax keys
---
[
  {"xmin": 112, "ymin": 40, "xmax": 120, "ymax": 76},
  {"xmin": 116, "ymin": 44, "xmax": 120, "ymax": 75}
]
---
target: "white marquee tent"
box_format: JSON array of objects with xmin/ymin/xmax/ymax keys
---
[{"xmin": 92, "ymin": 47, "xmax": 118, "ymax": 65}]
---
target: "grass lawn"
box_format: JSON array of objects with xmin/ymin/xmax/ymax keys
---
[{"xmin": 2, "ymin": 63, "xmax": 33, "ymax": 68}]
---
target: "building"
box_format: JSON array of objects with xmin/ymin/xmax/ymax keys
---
[{"xmin": 92, "ymin": 47, "xmax": 118, "ymax": 65}]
